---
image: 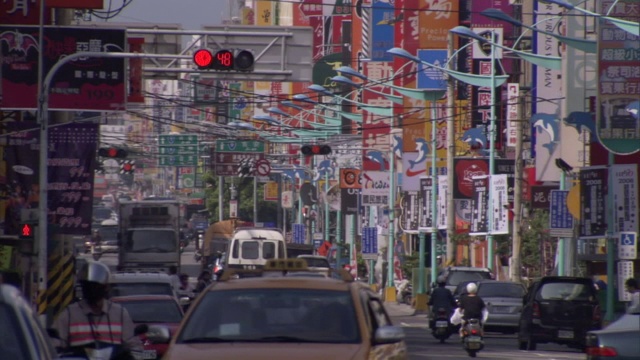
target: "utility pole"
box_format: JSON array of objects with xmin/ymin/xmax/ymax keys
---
[
  {"xmin": 446, "ymin": 32, "xmax": 456, "ymax": 265},
  {"xmin": 511, "ymin": 95, "xmax": 524, "ymax": 282}
]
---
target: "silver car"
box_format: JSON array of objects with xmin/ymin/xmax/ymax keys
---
[
  {"xmin": 586, "ymin": 310, "xmax": 640, "ymax": 359},
  {"xmin": 476, "ymin": 280, "xmax": 526, "ymax": 333}
]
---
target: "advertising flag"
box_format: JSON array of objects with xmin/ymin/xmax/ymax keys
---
[
  {"xmin": 611, "ymin": 164, "xmax": 638, "ymax": 234},
  {"xmin": 490, "ymin": 174, "xmax": 509, "ymax": 235},
  {"xmin": 579, "ymin": 166, "xmax": 608, "ymax": 238},
  {"xmin": 469, "ymin": 175, "xmax": 489, "ymax": 236},
  {"xmin": 419, "ymin": 177, "xmax": 433, "ymax": 232}
]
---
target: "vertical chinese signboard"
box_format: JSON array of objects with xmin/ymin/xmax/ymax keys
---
[
  {"xmin": 596, "ymin": 0, "xmax": 640, "ymax": 155},
  {"xmin": 579, "ymin": 166, "xmax": 608, "ymax": 238}
]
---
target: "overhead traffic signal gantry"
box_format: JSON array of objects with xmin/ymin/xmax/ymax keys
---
[
  {"xmin": 98, "ymin": 147, "xmax": 128, "ymax": 158},
  {"xmin": 300, "ymin": 145, "xmax": 332, "ymax": 156},
  {"xmin": 193, "ymin": 48, "xmax": 255, "ymax": 71}
]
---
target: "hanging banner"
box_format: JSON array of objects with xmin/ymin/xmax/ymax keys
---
[
  {"xmin": 362, "ymin": 171, "xmax": 390, "ymax": 206},
  {"xmin": 506, "ymin": 83, "xmax": 519, "ymax": 147},
  {"xmin": 549, "ymin": 190, "xmax": 574, "ymax": 238},
  {"xmin": 437, "ymin": 175, "xmax": 448, "ymax": 230},
  {"xmin": 611, "ymin": 164, "xmax": 638, "ymax": 234},
  {"xmin": 419, "ymin": 177, "xmax": 433, "ymax": 232},
  {"xmin": 490, "ymin": 174, "xmax": 509, "ymax": 234},
  {"xmin": 579, "ymin": 166, "xmax": 608, "ymax": 239},
  {"xmin": 400, "ymin": 193, "xmax": 419, "ymax": 234},
  {"xmin": 341, "ymin": 188, "xmax": 359, "ymax": 214},
  {"xmin": 48, "ymin": 123, "xmax": 99, "ymax": 235},
  {"xmin": 469, "ymin": 175, "xmax": 489, "ymax": 236}
]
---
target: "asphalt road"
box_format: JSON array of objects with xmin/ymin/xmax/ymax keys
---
[
  {"xmin": 82, "ymin": 247, "xmax": 585, "ymax": 359},
  {"xmin": 392, "ymin": 314, "xmax": 585, "ymax": 360}
]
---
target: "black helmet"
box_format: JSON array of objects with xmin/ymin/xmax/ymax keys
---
[
  {"xmin": 77, "ymin": 260, "xmax": 110, "ymax": 285},
  {"xmin": 437, "ymin": 275, "xmax": 446, "ymax": 285}
]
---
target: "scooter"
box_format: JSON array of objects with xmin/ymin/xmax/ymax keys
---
[
  {"xmin": 431, "ymin": 307, "xmax": 454, "ymax": 343},
  {"xmin": 461, "ymin": 318, "xmax": 484, "ymax": 357},
  {"xmin": 395, "ymin": 279, "xmax": 413, "ymax": 305},
  {"xmin": 53, "ymin": 324, "xmax": 148, "ymax": 360}
]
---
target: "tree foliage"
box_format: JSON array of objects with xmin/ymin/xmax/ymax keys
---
[{"xmin": 202, "ymin": 172, "xmax": 278, "ymax": 224}]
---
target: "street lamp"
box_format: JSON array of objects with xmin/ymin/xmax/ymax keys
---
[{"xmin": 335, "ymin": 66, "xmax": 446, "ymax": 297}]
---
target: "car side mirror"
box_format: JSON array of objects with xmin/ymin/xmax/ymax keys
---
[
  {"xmin": 146, "ymin": 325, "xmax": 171, "ymax": 344},
  {"xmin": 373, "ymin": 326, "xmax": 405, "ymax": 345},
  {"xmin": 134, "ymin": 324, "xmax": 149, "ymax": 336}
]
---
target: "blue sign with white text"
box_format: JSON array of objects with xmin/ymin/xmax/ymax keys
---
[
  {"xmin": 549, "ymin": 190, "xmax": 573, "ymax": 234},
  {"xmin": 362, "ymin": 227, "xmax": 378, "ymax": 258},
  {"xmin": 293, "ymin": 223, "xmax": 306, "ymax": 245},
  {"xmin": 371, "ymin": 1, "xmax": 395, "ymax": 61},
  {"xmin": 417, "ymin": 49, "xmax": 448, "ymax": 90}
]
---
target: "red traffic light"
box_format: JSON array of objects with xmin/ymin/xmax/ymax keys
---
[
  {"xmin": 301, "ymin": 145, "xmax": 331, "ymax": 156},
  {"xmin": 98, "ymin": 147, "xmax": 127, "ymax": 158},
  {"xmin": 123, "ymin": 163, "xmax": 133, "ymax": 171},
  {"xmin": 193, "ymin": 49, "xmax": 254, "ymax": 71},
  {"xmin": 193, "ymin": 49, "xmax": 213, "ymax": 68},
  {"xmin": 20, "ymin": 223, "xmax": 34, "ymax": 238}
]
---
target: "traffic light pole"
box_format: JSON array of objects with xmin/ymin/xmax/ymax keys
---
[{"xmin": 36, "ymin": 52, "xmax": 195, "ymax": 318}]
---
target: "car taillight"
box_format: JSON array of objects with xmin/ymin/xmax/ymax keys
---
[
  {"xmin": 532, "ymin": 302, "xmax": 540, "ymax": 319},
  {"xmin": 592, "ymin": 305, "xmax": 602, "ymax": 323},
  {"xmin": 586, "ymin": 346, "xmax": 618, "ymax": 357}
]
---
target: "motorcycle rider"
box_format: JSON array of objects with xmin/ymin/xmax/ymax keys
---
[
  {"xmin": 51, "ymin": 260, "xmax": 142, "ymax": 360},
  {"xmin": 457, "ymin": 282, "xmax": 487, "ymax": 337},
  {"xmin": 428, "ymin": 275, "xmax": 456, "ymax": 329}
]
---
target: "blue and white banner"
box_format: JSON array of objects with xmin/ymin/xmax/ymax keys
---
[
  {"xmin": 416, "ymin": 49, "xmax": 448, "ymax": 90},
  {"xmin": 361, "ymin": 227, "xmax": 378, "ymax": 260},
  {"xmin": 549, "ymin": 190, "xmax": 573, "ymax": 237}
]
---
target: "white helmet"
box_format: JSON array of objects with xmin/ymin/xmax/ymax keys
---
[{"xmin": 466, "ymin": 282, "xmax": 478, "ymax": 294}]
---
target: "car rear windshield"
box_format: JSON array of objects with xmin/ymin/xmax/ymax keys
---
[
  {"xmin": 536, "ymin": 282, "xmax": 594, "ymax": 301},
  {"xmin": 125, "ymin": 230, "xmax": 176, "ymax": 253},
  {"xmin": 118, "ymin": 299, "xmax": 183, "ymax": 324},
  {"xmin": 177, "ymin": 289, "xmax": 360, "ymax": 344},
  {"xmin": 302, "ymin": 258, "xmax": 330, "ymax": 268},
  {"xmin": 477, "ymin": 283, "xmax": 525, "ymax": 298},
  {"xmin": 109, "ymin": 283, "xmax": 174, "ymax": 297},
  {"xmin": 447, "ymin": 271, "xmax": 492, "ymax": 286}
]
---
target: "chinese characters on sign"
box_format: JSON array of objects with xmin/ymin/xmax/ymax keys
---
[
  {"xmin": 549, "ymin": 190, "xmax": 573, "ymax": 237},
  {"xmin": 579, "ymin": 167, "xmax": 608, "ymax": 238}
]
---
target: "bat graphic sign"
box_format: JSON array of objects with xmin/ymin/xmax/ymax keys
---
[{"xmin": 0, "ymin": 26, "xmax": 126, "ymax": 111}]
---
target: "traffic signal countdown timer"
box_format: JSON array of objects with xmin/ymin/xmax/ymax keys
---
[
  {"xmin": 301, "ymin": 145, "xmax": 332, "ymax": 156},
  {"xmin": 193, "ymin": 48, "xmax": 255, "ymax": 71}
]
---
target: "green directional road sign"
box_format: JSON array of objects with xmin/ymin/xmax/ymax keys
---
[
  {"xmin": 159, "ymin": 134, "xmax": 198, "ymax": 145},
  {"xmin": 159, "ymin": 155, "xmax": 198, "ymax": 166},
  {"xmin": 159, "ymin": 145, "xmax": 198, "ymax": 155},
  {"xmin": 216, "ymin": 140, "xmax": 265, "ymax": 153},
  {"xmin": 159, "ymin": 134, "xmax": 199, "ymax": 166}
]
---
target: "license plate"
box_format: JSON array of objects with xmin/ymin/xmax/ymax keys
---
[
  {"xmin": 492, "ymin": 306, "xmax": 510, "ymax": 313},
  {"xmin": 142, "ymin": 350, "xmax": 157, "ymax": 360},
  {"xmin": 436, "ymin": 321, "xmax": 448, "ymax": 327},
  {"xmin": 558, "ymin": 330, "xmax": 574, "ymax": 339}
]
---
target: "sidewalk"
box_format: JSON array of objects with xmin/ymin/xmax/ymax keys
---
[{"xmin": 384, "ymin": 302, "xmax": 416, "ymax": 317}]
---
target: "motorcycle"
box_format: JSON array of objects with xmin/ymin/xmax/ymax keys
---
[
  {"xmin": 395, "ymin": 279, "xmax": 413, "ymax": 305},
  {"xmin": 430, "ymin": 307, "xmax": 454, "ymax": 343},
  {"xmin": 461, "ymin": 318, "xmax": 484, "ymax": 357},
  {"xmin": 53, "ymin": 324, "xmax": 148, "ymax": 360}
]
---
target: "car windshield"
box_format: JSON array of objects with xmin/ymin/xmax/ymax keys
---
[
  {"xmin": 447, "ymin": 271, "xmax": 491, "ymax": 286},
  {"xmin": 94, "ymin": 208, "xmax": 112, "ymax": 220},
  {"xmin": 118, "ymin": 299, "xmax": 183, "ymax": 324},
  {"xmin": 109, "ymin": 283, "xmax": 174, "ymax": 297},
  {"xmin": 477, "ymin": 283, "xmax": 525, "ymax": 298},
  {"xmin": 537, "ymin": 282, "xmax": 594, "ymax": 301},
  {"xmin": 302, "ymin": 258, "xmax": 330, "ymax": 268},
  {"xmin": 125, "ymin": 230, "xmax": 176, "ymax": 252},
  {"xmin": 98, "ymin": 227, "xmax": 118, "ymax": 241},
  {"xmin": 177, "ymin": 289, "xmax": 360, "ymax": 344}
]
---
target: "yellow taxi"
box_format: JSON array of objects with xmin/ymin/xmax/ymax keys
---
[{"xmin": 148, "ymin": 259, "xmax": 408, "ymax": 360}]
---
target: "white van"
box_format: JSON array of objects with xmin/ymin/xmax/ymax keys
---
[{"xmin": 227, "ymin": 228, "xmax": 287, "ymax": 271}]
